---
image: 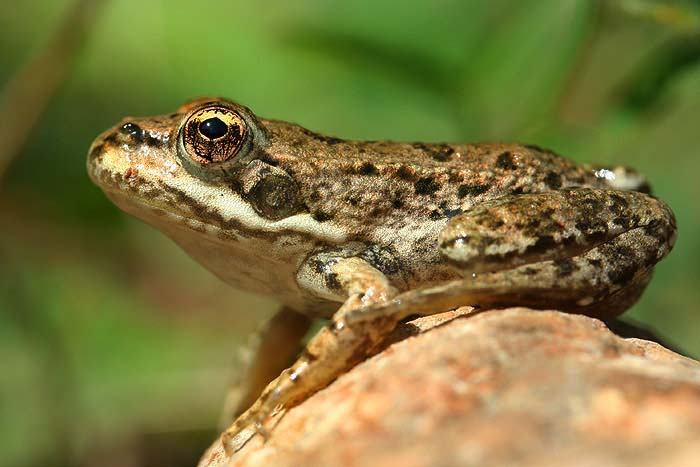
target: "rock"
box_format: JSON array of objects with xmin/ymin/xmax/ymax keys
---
[{"xmin": 199, "ymin": 308, "xmax": 700, "ymax": 467}]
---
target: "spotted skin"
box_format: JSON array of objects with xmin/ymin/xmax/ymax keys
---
[{"xmin": 86, "ymin": 98, "xmax": 677, "ymax": 454}]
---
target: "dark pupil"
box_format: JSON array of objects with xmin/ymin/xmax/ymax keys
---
[{"xmin": 199, "ymin": 117, "xmax": 228, "ymax": 139}]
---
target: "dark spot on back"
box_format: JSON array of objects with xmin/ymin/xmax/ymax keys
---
[
  {"xmin": 448, "ymin": 172, "xmax": 463, "ymax": 183},
  {"xmin": 359, "ymin": 162, "xmax": 378, "ymax": 175},
  {"xmin": 528, "ymin": 218, "xmax": 541, "ymax": 228},
  {"xmin": 496, "ymin": 151, "xmax": 517, "ymax": 170},
  {"xmin": 396, "ymin": 166, "xmax": 416, "ymax": 181},
  {"xmin": 479, "ymin": 216, "xmax": 504, "ymax": 229},
  {"xmin": 609, "ymin": 193, "xmax": 629, "ymax": 215},
  {"xmin": 414, "ymin": 176, "xmax": 441, "ymax": 195},
  {"xmin": 458, "ymin": 184, "xmax": 488, "ymax": 198},
  {"xmin": 576, "ymin": 220, "xmax": 591, "ymax": 232},
  {"xmin": 582, "ymin": 196, "xmax": 604, "ymax": 213},
  {"xmin": 544, "ymin": 171, "xmax": 562, "ymax": 189},
  {"xmin": 432, "ymin": 146, "xmax": 455, "ymax": 162}
]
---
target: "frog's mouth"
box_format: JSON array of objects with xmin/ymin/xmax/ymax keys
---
[
  {"xmin": 101, "ymin": 187, "xmax": 236, "ymax": 240},
  {"xmin": 95, "ymin": 171, "xmax": 349, "ymax": 247}
]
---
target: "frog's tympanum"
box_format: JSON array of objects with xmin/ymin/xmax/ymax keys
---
[{"xmin": 88, "ymin": 98, "xmax": 676, "ymax": 453}]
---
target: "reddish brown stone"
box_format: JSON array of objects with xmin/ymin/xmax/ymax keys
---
[{"xmin": 200, "ymin": 308, "xmax": 700, "ymax": 467}]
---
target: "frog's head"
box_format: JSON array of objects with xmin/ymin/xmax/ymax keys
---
[{"xmin": 87, "ymin": 98, "xmax": 345, "ymax": 244}]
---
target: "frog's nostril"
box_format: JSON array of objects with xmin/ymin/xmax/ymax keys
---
[{"xmin": 119, "ymin": 122, "xmax": 144, "ymax": 141}]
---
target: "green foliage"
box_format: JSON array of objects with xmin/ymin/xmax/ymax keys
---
[{"xmin": 1, "ymin": 1, "xmax": 699, "ymax": 465}]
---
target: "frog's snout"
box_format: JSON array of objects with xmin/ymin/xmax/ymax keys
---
[
  {"xmin": 87, "ymin": 127, "xmax": 113, "ymax": 166},
  {"xmin": 89, "ymin": 120, "xmax": 160, "ymax": 165},
  {"xmin": 87, "ymin": 121, "xmax": 137, "ymax": 179}
]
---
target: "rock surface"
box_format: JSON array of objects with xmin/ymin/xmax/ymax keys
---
[{"xmin": 199, "ymin": 308, "xmax": 700, "ymax": 467}]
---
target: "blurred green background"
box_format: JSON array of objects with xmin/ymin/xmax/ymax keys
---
[{"xmin": 1, "ymin": 0, "xmax": 699, "ymax": 466}]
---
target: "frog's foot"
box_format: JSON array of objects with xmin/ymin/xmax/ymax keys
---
[
  {"xmin": 219, "ymin": 307, "xmax": 311, "ymax": 428},
  {"xmin": 345, "ymin": 188, "xmax": 676, "ymax": 325},
  {"xmin": 221, "ymin": 256, "xmax": 400, "ymax": 455}
]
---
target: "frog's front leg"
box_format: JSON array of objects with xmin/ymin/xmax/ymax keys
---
[
  {"xmin": 221, "ymin": 255, "xmax": 399, "ymax": 454},
  {"xmin": 346, "ymin": 188, "xmax": 676, "ymax": 325},
  {"xmin": 219, "ymin": 306, "xmax": 312, "ymax": 427}
]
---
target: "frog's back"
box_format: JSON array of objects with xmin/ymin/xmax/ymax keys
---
[{"xmin": 263, "ymin": 119, "xmax": 613, "ymax": 234}]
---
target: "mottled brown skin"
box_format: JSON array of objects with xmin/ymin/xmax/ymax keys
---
[
  {"xmin": 263, "ymin": 123, "xmax": 603, "ymax": 227},
  {"xmin": 87, "ymin": 98, "xmax": 677, "ymax": 455}
]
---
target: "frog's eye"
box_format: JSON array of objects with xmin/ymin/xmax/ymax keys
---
[{"xmin": 181, "ymin": 106, "xmax": 247, "ymax": 164}]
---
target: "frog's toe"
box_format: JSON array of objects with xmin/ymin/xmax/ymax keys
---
[{"xmin": 221, "ymin": 423, "xmax": 258, "ymax": 455}]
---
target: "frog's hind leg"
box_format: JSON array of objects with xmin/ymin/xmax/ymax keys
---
[
  {"xmin": 221, "ymin": 256, "xmax": 400, "ymax": 454},
  {"xmin": 346, "ymin": 188, "xmax": 676, "ymax": 324},
  {"xmin": 219, "ymin": 307, "xmax": 312, "ymax": 427},
  {"xmin": 347, "ymin": 227, "xmax": 660, "ymax": 325}
]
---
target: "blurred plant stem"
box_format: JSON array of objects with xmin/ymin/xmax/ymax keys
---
[{"xmin": 0, "ymin": 0, "xmax": 107, "ymax": 185}]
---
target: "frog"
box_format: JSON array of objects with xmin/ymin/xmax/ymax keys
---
[{"xmin": 87, "ymin": 97, "xmax": 676, "ymax": 454}]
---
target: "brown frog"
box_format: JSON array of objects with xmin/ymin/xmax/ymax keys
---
[{"xmin": 87, "ymin": 98, "xmax": 676, "ymax": 453}]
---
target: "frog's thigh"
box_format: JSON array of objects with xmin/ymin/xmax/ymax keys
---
[
  {"xmin": 441, "ymin": 188, "xmax": 674, "ymax": 273},
  {"xmin": 346, "ymin": 189, "xmax": 675, "ymax": 323},
  {"xmin": 222, "ymin": 256, "xmax": 399, "ymax": 453},
  {"xmin": 219, "ymin": 306, "xmax": 311, "ymax": 427}
]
